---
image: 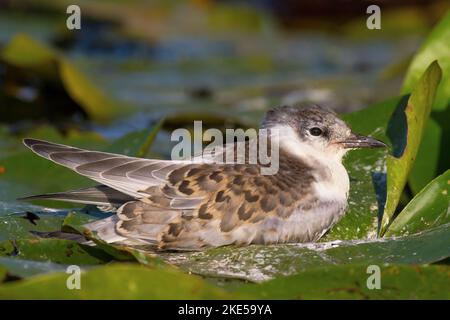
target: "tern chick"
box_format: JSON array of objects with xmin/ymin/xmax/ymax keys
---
[{"xmin": 21, "ymin": 104, "xmax": 386, "ymax": 250}]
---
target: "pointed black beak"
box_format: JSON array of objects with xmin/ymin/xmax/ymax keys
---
[{"xmin": 340, "ymin": 133, "xmax": 387, "ymax": 149}]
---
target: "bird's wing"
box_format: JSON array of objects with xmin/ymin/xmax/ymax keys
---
[
  {"xmin": 23, "ymin": 138, "xmax": 315, "ymax": 250},
  {"xmin": 23, "ymin": 138, "xmax": 192, "ymax": 199},
  {"xmin": 114, "ymin": 156, "xmax": 315, "ymax": 249}
]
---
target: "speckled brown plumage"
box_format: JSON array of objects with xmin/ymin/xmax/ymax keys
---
[{"xmin": 21, "ymin": 104, "xmax": 386, "ymax": 250}]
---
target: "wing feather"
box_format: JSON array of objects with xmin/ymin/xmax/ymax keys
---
[{"xmin": 23, "ymin": 138, "xmax": 192, "ymax": 198}]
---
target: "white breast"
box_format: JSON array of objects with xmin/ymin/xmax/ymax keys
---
[
  {"xmin": 312, "ymin": 159, "xmax": 349, "ymax": 203},
  {"xmin": 254, "ymin": 125, "xmax": 351, "ymax": 243}
]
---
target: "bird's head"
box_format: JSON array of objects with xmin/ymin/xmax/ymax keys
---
[{"xmin": 261, "ymin": 104, "xmax": 386, "ymax": 161}]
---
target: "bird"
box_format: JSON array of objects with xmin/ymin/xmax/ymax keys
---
[{"xmin": 20, "ymin": 104, "xmax": 386, "ymax": 251}]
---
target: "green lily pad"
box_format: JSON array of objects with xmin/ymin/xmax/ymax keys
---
[
  {"xmin": 159, "ymin": 223, "xmax": 450, "ymax": 282},
  {"xmin": 402, "ymin": 12, "xmax": 450, "ymax": 194},
  {"xmin": 0, "ymin": 238, "xmax": 113, "ymax": 265},
  {"xmin": 380, "ymin": 61, "xmax": 442, "ymax": 235},
  {"xmin": 238, "ymin": 264, "xmax": 450, "ymax": 299},
  {"xmin": 385, "ymin": 169, "xmax": 450, "ymax": 237},
  {"xmin": 62, "ymin": 212, "xmax": 166, "ymax": 266},
  {"xmin": 0, "ymin": 256, "xmax": 71, "ymax": 279},
  {"xmin": 0, "ymin": 261, "xmax": 448, "ymax": 299},
  {"xmin": 0, "ymin": 209, "xmax": 65, "ymax": 241},
  {"xmin": 0, "ymin": 210, "xmax": 166, "ymax": 278},
  {"xmin": 0, "ymin": 263, "xmax": 234, "ymax": 299},
  {"xmin": 0, "ymin": 121, "xmax": 163, "ymax": 208}
]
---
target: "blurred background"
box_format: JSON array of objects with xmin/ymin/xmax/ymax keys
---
[
  {"xmin": 0, "ymin": 0, "xmax": 448, "ymax": 155},
  {"xmin": 0, "ymin": 1, "xmax": 449, "ymax": 296}
]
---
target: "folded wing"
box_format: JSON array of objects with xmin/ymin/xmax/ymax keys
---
[{"xmin": 23, "ymin": 138, "xmax": 190, "ymax": 199}]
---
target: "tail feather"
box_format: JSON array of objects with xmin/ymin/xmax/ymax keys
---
[
  {"xmin": 21, "ymin": 138, "xmax": 172, "ymax": 198},
  {"xmin": 19, "ymin": 185, "xmax": 134, "ymax": 207},
  {"xmin": 30, "ymin": 231, "xmax": 89, "ymax": 243}
]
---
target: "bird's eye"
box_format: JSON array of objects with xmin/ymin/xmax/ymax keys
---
[{"xmin": 309, "ymin": 127, "xmax": 323, "ymax": 136}]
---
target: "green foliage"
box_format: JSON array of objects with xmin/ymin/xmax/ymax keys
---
[
  {"xmin": 402, "ymin": 12, "xmax": 450, "ymax": 194},
  {"xmin": 0, "ymin": 262, "xmax": 448, "ymax": 299},
  {"xmin": 0, "ymin": 6, "xmax": 449, "ymax": 300},
  {"xmin": 0, "ymin": 263, "xmax": 235, "ymax": 299},
  {"xmin": 402, "ymin": 12, "xmax": 450, "ymax": 111},
  {"xmin": 380, "ymin": 62, "xmax": 442, "ymax": 235},
  {"xmin": 0, "ymin": 239, "xmax": 113, "ymax": 265},
  {"xmin": 238, "ymin": 264, "xmax": 450, "ymax": 299},
  {"xmin": 158, "ymin": 223, "xmax": 450, "ymax": 282},
  {"xmin": 385, "ymin": 170, "xmax": 450, "ymax": 236}
]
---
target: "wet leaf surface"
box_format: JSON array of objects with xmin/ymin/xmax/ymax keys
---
[
  {"xmin": 0, "ymin": 256, "xmax": 76, "ymax": 279},
  {"xmin": 0, "ymin": 209, "xmax": 65, "ymax": 241},
  {"xmin": 158, "ymin": 223, "xmax": 450, "ymax": 282},
  {"xmin": 0, "ymin": 238, "xmax": 113, "ymax": 265}
]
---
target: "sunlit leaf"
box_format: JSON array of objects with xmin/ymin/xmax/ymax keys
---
[
  {"xmin": 0, "ymin": 238, "xmax": 113, "ymax": 265},
  {"xmin": 380, "ymin": 61, "xmax": 442, "ymax": 235},
  {"xmin": 402, "ymin": 12, "xmax": 450, "ymax": 194},
  {"xmin": 402, "ymin": 12, "xmax": 450, "ymax": 111},
  {"xmin": 237, "ymin": 264, "xmax": 450, "ymax": 299},
  {"xmin": 0, "ymin": 263, "xmax": 235, "ymax": 299},
  {"xmin": 160, "ymin": 223, "xmax": 450, "ymax": 282},
  {"xmin": 385, "ymin": 170, "xmax": 450, "ymax": 236}
]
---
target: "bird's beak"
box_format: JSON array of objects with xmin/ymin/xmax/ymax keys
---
[{"xmin": 339, "ymin": 133, "xmax": 387, "ymax": 149}]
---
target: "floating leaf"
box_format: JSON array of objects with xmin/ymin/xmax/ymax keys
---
[
  {"xmin": 380, "ymin": 61, "xmax": 442, "ymax": 235},
  {"xmin": 0, "ymin": 262, "xmax": 448, "ymax": 299},
  {"xmin": 385, "ymin": 170, "xmax": 450, "ymax": 237},
  {"xmin": 0, "ymin": 256, "xmax": 70, "ymax": 279},
  {"xmin": 62, "ymin": 212, "xmax": 165, "ymax": 266},
  {"xmin": 0, "ymin": 263, "xmax": 234, "ymax": 299},
  {"xmin": 238, "ymin": 264, "xmax": 450, "ymax": 299},
  {"xmin": 0, "ymin": 238, "xmax": 113, "ymax": 265},
  {"xmin": 160, "ymin": 223, "xmax": 450, "ymax": 282},
  {"xmin": 0, "ymin": 210, "xmax": 65, "ymax": 241}
]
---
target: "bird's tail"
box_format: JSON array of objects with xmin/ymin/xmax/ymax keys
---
[{"xmin": 18, "ymin": 185, "xmax": 134, "ymax": 207}]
